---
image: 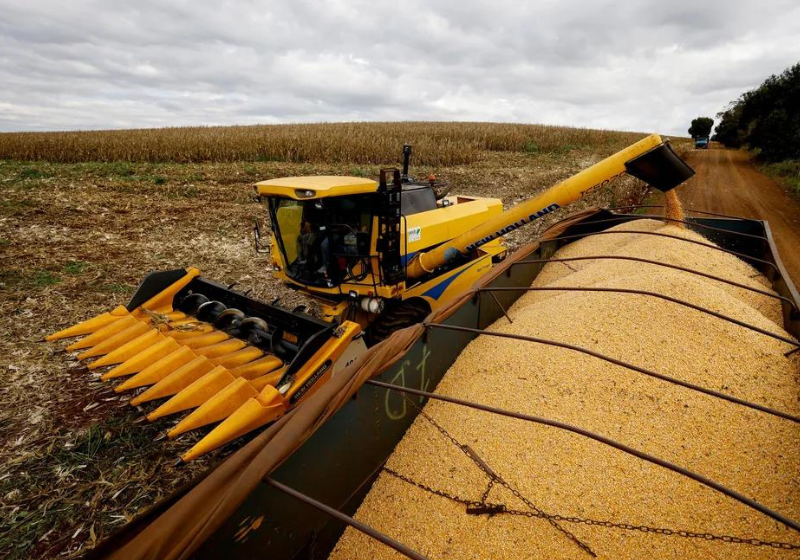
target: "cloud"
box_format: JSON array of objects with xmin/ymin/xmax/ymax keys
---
[{"xmin": 0, "ymin": 0, "xmax": 798, "ymax": 135}]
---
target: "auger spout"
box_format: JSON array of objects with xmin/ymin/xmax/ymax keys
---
[{"xmin": 405, "ymin": 133, "xmax": 694, "ymax": 278}]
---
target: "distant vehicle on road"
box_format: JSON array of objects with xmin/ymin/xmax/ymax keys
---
[{"xmin": 694, "ymin": 136, "xmax": 709, "ymax": 149}]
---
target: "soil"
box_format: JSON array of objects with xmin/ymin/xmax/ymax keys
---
[{"xmin": 679, "ymin": 148, "xmax": 800, "ymax": 285}]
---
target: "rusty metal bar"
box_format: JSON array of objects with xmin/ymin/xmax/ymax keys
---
[
  {"xmin": 421, "ymin": 323, "xmax": 800, "ymax": 423},
  {"xmin": 466, "ymin": 503, "xmax": 506, "ymax": 516},
  {"xmin": 510, "ymin": 256, "xmax": 797, "ymax": 311},
  {"xmin": 586, "ymin": 215, "xmax": 767, "ymax": 241},
  {"xmin": 480, "ymin": 286, "xmax": 799, "ymax": 349},
  {"xmin": 605, "ymin": 204, "xmax": 764, "ymax": 223},
  {"xmin": 486, "ymin": 290, "xmax": 513, "ymax": 324},
  {"xmin": 541, "ymin": 230, "xmax": 778, "ymax": 272},
  {"xmin": 463, "ymin": 445, "xmax": 499, "ymax": 479},
  {"xmin": 399, "ymin": 398, "xmax": 597, "ymax": 556},
  {"xmin": 265, "ymin": 477, "xmax": 431, "ymax": 560},
  {"xmin": 366, "ymin": 379, "xmax": 800, "ymax": 533}
]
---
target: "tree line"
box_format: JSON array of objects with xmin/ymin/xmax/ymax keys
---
[{"xmin": 712, "ymin": 62, "xmax": 800, "ymax": 162}]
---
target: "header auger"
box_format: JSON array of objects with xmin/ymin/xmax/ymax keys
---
[{"xmin": 46, "ymin": 133, "xmax": 693, "ymax": 461}]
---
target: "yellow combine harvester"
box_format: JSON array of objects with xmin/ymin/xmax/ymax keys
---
[{"xmin": 46, "ymin": 134, "xmax": 693, "ymax": 461}]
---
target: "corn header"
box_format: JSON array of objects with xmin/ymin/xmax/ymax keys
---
[{"xmin": 46, "ymin": 134, "xmax": 693, "ymax": 461}]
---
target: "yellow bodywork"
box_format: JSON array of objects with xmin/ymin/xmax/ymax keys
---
[
  {"xmin": 47, "ymin": 269, "xmax": 363, "ymax": 461},
  {"xmin": 179, "ymin": 321, "xmax": 361, "ymax": 462},
  {"xmin": 406, "ymin": 134, "xmax": 665, "ymax": 277},
  {"xmin": 262, "ymin": 134, "xmax": 674, "ymax": 326},
  {"xmin": 44, "ymin": 135, "xmax": 686, "ymax": 462},
  {"xmin": 256, "ymin": 176, "xmax": 377, "ymax": 199}
]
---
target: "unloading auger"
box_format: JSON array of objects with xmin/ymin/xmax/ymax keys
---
[{"xmin": 46, "ymin": 133, "xmax": 693, "ymax": 461}]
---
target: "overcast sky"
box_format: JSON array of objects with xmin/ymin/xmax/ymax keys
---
[{"xmin": 1, "ymin": 0, "xmax": 798, "ymax": 136}]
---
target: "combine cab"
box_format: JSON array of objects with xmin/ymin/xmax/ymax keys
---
[{"xmin": 256, "ymin": 166, "xmax": 507, "ymax": 343}]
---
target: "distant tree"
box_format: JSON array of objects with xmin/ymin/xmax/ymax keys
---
[
  {"xmin": 712, "ymin": 102, "xmax": 744, "ymax": 147},
  {"xmin": 739, "ymin": 64, "xmax": 800, "ymax": 161},
  {"xmin": 712, "ymin": 62, "xmax": 800, "ymax": 161},
  {"xmin": 688, "ymin": 117, "xmax": 714, "ymax": 139}
]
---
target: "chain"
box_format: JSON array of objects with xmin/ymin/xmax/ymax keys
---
[
  {"xmin": 406, "ymin": 397, "xmax": 597, "ymax": 557},
  {"xmin": 384, "ymin": 468, "xmax": 800, "ymax": 550},
  {"xmin": 392, "ymin": 395, "xmax": 800, "ymax": 552},
  {"xmin": 479, "ymin": 478, "xmax": 495, "ymax": 505},
  {"xmin": 503, "ymin": 510, "xmax": 800, "ymax": 550},
  {"xmin": 384, "ymin": 467, "xmax": 482, "ymax": 509}
]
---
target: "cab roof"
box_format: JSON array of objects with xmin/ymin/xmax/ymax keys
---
[{"xmin": 255, "ymin": 176, "xmax": 378, "ymax": 200}]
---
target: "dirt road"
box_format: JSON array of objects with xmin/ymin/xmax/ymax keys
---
[{"xmin": 679, "ymin": 148, "xmax": 800, "ymax": 285}]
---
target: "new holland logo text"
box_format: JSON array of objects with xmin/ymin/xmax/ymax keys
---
[
  {"xmin": 464, "ymin": 203, "xmax": 560, "ymax": 253},
  {"xmin": 579, "ymin": 171, "xmax": 626, "ymax": 197},
  {"xmin": 290, "ymin": 360, "xmax": 332, "ymax": 405}
]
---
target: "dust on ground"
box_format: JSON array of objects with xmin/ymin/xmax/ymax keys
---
[
  {"xmin": 679, "ymin": 147, "xmax": 800, "ymax": 285},
  {"xmin": 0, "ymin": 149, "xmax": 648, "ymax": 559}
]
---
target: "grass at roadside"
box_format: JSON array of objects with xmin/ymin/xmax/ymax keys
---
[{"xmin": 760, "ymin": 159, "xmax": 800, "ymax": 196}]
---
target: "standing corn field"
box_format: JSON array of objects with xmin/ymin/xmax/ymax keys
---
[{"xmin": 0, "ymin": 122, "xmax": 646, "ymax": 165}]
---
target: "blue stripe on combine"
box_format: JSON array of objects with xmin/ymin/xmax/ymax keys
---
[{"xmin": 421, "ymin": 265, "xmax": 472, "ymax": 300}]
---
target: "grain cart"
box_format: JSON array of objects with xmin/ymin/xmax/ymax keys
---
[
  {"xmin": 47, "ymin": 134, "xmax": 694, "ymax": 461},
  {"xmin": 97, "ymin": 207, "xmax": 800, "ymax": 560}
]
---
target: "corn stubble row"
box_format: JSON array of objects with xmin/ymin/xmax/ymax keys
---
[
  {"xmin": 0, "ymin": 122, "xmax": 644, "ymax": 165},
  {"xmin": 330, "ymin": 219, "xmax": 800, "ymax": 559}
]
